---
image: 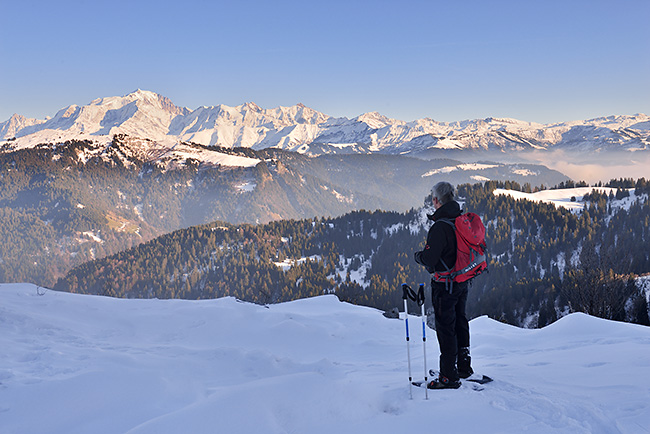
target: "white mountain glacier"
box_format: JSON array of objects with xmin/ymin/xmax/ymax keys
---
[{"xmin": 2, "ymin": 89, "xmax": 649, "ymax": 155}]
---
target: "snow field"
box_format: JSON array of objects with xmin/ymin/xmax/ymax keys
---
[
  {"xmin": 494, "ymin": 187, "xmax": 642, "ymax": 212},
  {"xmin": 1, "ymin": 283, "xmax": 649, "ymax": 434}
]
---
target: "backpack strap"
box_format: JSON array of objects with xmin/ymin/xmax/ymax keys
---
[
  {"xmin": 436, "ymin": 217, "xmax": 457, "ymax": 293},
  {"xmin": 436, "ymin": 217, "xmax": 456, "ymax": 228},
  {"xmin": 438, "ymin": 258, "xmax": 453, "ymax": 293}
]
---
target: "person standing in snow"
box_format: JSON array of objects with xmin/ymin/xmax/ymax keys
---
[{"xmin": 414, "ymin": 181, "xmax": 473, "ymax": 389}]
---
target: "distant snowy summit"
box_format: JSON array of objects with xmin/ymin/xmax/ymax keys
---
[{"xmin": 1, "ymin": 89, "xmax": 649, "ymax": 155}]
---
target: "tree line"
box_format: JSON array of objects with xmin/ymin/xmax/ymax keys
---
[{"xmin": 55, "ymin": 178, "xmax": 650, "ymax": 327}]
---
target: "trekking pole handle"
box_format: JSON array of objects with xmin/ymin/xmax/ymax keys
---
[
  {"xmin": 403, "ymin": 283, "xmax": 424, "ymax": 306},
  {"xmin": 402, "ymin": 283, "xmax": 410, "ymax": 300}
]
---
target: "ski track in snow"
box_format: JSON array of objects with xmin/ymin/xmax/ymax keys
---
[{"xmin": 1, "ymin": 283, "xmax": 649, "ymax": 434}]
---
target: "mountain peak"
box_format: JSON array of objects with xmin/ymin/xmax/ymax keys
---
[
  {"xmin": 127, "ymin": 89, "xmax": 159, "ymax": 99},
  {"xmin": 242, "ymin": 102, "xmax": 262, "ymax": 112},
  {"xmin": 0, "ymin": 113, "xmax": 44, "ymax": 139},
  {"xmin": 6, "ymin": 113, "xmax": 27, "ymax": 124},
  {"xmin": 122, "ymin": 89, "xmax": 189, "ymax": 117},
  {"xmin": 355, "ymin": 111, "xmax": 396, "ymax": 129}
]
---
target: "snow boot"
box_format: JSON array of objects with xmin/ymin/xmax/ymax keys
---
[
  {"xmin": 458, "ymin": 347, "xmax": 474, "ymax": 379},
  {"xmin": 427, "ymin": 375, "xmax": 461, "ymax": 390}
]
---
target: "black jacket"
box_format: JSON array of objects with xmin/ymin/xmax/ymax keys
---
[{"xmin": 414, "ymin": 200, "xmax": 462, "ymax": 273}]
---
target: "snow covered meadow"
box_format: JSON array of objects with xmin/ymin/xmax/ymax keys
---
[
  {"xmin": 493, "ymin": 186, "xmax": 642, "ymax": 213},
  {"xmin": 1, "ymin": 283, "xmax": 650, "ymax": 434}
]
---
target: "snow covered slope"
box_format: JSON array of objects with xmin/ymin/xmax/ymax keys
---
[
  {"xmin": 15, "ymin": 135, "xmax": 263, "ymax": 170},
  {"xmin": 1, "ymin": 283, "xmax": 649, "ymax": 434},
  {"xmin": 2, "ymin": 90, "xmax": 648, "ymax": 155},
  {"xmin": 494, "ymin": 187, "xmax": 644, "ymax": 212}
]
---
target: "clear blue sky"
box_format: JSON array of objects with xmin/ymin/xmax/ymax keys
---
[{"xmin": 1, "ymin": 0, "xmax": 648, "ymax": 124}]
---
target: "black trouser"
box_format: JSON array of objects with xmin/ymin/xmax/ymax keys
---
[{"xmin": 431, "ymin": 279, "xmax": 470, "ymax": 383}]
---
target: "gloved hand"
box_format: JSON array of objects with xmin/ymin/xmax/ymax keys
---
[{"xmin": 414, "ymin": 251, "xmax": 434, "ymax": 273}]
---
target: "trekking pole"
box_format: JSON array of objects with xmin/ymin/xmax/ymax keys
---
[
  {"xmin": 418, "ymin": 283, "xmax": 429, "ymax": 400},
  {"xmin": 402, "ymin": 283, "xmax": 413, "ymax": 399}
]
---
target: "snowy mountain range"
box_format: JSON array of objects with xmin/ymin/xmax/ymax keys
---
[{"xmin": 2, "ymin": 89, "xmax": 649, "ymax": 155}]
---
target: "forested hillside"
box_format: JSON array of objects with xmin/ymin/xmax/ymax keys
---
[
  {"xmin": 0, "ymin": 136, "xmax": 567, "ymax": 286},
  {"xmin": 55, "ymin": 179, "xmax": 650, "ymax": 327},
  {"xmin": 0, "ymin": 137, "xmax": 400, "ymax": 285}
]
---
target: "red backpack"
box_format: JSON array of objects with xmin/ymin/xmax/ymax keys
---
[{"xmin": 433, "ymin": 212, "xmax": 488, "ymax": 289}]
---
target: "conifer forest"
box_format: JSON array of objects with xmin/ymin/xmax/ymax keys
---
[{"xmin": 54, "ymin": 179, "xmax": 650, "ymax": 328}]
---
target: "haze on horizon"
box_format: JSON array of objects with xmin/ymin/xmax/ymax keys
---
[
  {"xmin": 518, "ymin": 151, "xmax": 650, "ymax": 185},
  {"xmin": 1, "ymin": 0, "xmax": 648, "ymax": 125}
]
